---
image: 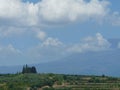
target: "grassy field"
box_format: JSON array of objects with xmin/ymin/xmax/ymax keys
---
[{"xmin": 0, "ymin": 73, "xmax": 120, "ymax": 90}]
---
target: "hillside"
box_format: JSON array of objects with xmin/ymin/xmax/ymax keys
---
[{"xmin": 0, "ymin": 73, "xmax": 120, "ymax": 90}]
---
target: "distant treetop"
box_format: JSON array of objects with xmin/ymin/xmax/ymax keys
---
[{"xmin": 22, "ymin": 64, "xmax": 37, "ymax": 74}]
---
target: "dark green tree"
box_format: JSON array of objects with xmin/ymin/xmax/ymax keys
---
[
  {"xmin": 22, "ymin": 64, "xmax": 37, "ymax": 74},
  {"xmin": 31, "ymin": 66, "xmax": 37, "ymax": 73}
]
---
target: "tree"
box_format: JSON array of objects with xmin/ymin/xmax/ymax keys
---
[
  {"xmin": 31, "ymin": 66, "xmax": 37, "ymax": 73},
  {"xmin": 22, "ymin": 64, "xmax": 37, "ymax": 74}
]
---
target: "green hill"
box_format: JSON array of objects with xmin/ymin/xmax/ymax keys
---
[{"xmin": 0, "ymin": 73, "xmax": 120, "ymax": 90}]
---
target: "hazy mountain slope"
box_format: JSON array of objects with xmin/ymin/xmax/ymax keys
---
[
  {"xmin": 36, "ymin": 49, "xmax": 120, "ymax": 76},
  {"xmin": 0, "ymin": 39, "xmax": 120, "ymax": 77},
  {"xmin": 0, "ymin": 49, "xmax": 120, "ymax": 76}
]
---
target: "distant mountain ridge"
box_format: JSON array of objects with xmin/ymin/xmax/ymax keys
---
[
  {"xmin": 0, "ymin": 39, "xmax": 120, "ymax": 77},
  {"xmin": 35, "ymin": 49, "xmax": 120, "ymax": 76}
]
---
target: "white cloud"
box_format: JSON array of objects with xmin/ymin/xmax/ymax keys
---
[
  {"xmin": 0, "ymin": 44, "xmax": 33, "ymax": 66},
  {"xmin": 0, "ymin": 0, "xmax": 119, "ymax": 65},
  {"xmin": 27, "ymin": 37, "xmax": 65, "ymax": 62},
  {"xmin": 0, "ymin": 44, "xmax": 21, "ymax": 54},
  {"xmin": 0, "ymin": 0, "xmax": 39, "ymax": 26},
  {"xmin": 5, "ymin": 44, "xmax": 21, "ymax": 53},
  {"xmin": 0, "ymin": 0, "xmax": 120, "ymax": 27},
  {"xmin": 36, "ymin": 30, "xmax": 46, "ymax": 41},
  {"xmin": 39, "ymin": 0, "xmax": 109, "ymax": 23},
  {"xmin": 0, "ymin": 33, "xmax": 112, "ymax": 65},
  {"xmin": 0, "ymin": 0, "xmax": 110, "ymax": 27},
  {"xmin": 0, "ymin": 27, "xmax": 26, "ymax": 37},
  {"xmin": 41, "ymin": 37, "xmax": 63, "ymax": 47},
  {"xmin": 0, "ymin": 0, "xmax": 119, "ymax": 40},
  {"xmin": 68, "ymin": 33, "xmax": 111, "ymax": 53},
  {"xmin": 109, "ymin": 12, "xmax": 120, "ymax": 26},
  {"xmin": 0, "ymin": 27, "xmax": 47, "ymax": 43},
  {"xmin": 26, "ymin": 33, "xmax": 111, "ymax": 63}
]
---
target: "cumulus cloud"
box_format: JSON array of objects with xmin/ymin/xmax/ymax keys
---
[
  {"xmin": 41, "ymin": 37, "xmax": 63, "ymax": 47},
  {"xmin": 109, "ymin": 12, "xmax": 120, "ymax": 26},
  {"xmin": 27, "ymin": 37, "xmax": 65, "ymax": 62},
  {"xmin": 0, "ymin": 0, "xmax": 119, "ymax": 65},
  {"xmin": 0, "ymin": 26, "xmax": 47, "ymax": 44},
  {"xmin": 26, "ymin": 33, "xmax": 111, "ymax": 63},
  {"xmin": 0, "ymin": 27, "xmax": 26, "ymax": 37},
  {"xmin": 0, "ymin": 33, "xmax": 111, "ymax": 65},
  {"xmin": 36, "ymin": 30, "xmax": 46, "ymax": 41},
  {"xmin": 0, "ymin": 44, "xmax": 21, "ymax": 65},
  {"xmin": 0, "ymin": 0, "xmax": 39, "ymax": 26},
  {"xmin": 39, "ymin": 0, "xmax": 109, "ymax": 23},
  {"xmin": 0, "ymin": 0, "xmax": 110, "ymax": 26},
  {"xmin": 68, "ymin": 33, "xmax": 111, "ymax": 53},
  {"xmin": 0, "ymin": 0, "xmax": 120, "ymax": 27},
  {"xmin": 0, "ymin": 44, "xmax": 21, "ymax": 54},
  {"xmin": 0, "ymin": 0, "xmax": 119, "ymax": 39},
  {"xmin": 0, "ymin": 44, "xmax": 35, "ymax": 66}
]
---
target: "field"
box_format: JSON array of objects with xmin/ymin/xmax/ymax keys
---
[{"xmin": 0, "ymin": 73, "xmax": 120, "ymax": 90}]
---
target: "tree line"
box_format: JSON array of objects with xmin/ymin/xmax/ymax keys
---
[{"xmin": 22, "ymin": 64, "xmax": 37, "ymax": 74}]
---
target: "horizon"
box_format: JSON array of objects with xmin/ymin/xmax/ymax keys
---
[{"xmin": 0, "ymin": 0, "xmax": 120, "ymax": 77}]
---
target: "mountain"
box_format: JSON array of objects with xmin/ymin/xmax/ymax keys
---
[
  {"xmin": 35, "ymin": 49, "xmax": 120, "ymax": 77},
  {"xmin": 0, "ymin": 39, "xmax": 120, "ymax": 77},
  {"xmin": 0, "ymin": 49, "xmax": 120, "ymax": 77}
]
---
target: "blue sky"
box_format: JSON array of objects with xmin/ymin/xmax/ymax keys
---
[{"xmin": 0, "ymin": 0, "xmax": 120, "ymax": 66}]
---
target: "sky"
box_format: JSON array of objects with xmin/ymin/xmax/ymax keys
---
[{"xmin": 0, "ymin": 0, "xmax": 120, "ymax": 66}]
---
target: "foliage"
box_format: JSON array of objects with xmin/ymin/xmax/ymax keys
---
[
  {"xmin": 0, "ymin": 73, "xmax": 120, "ymax": 90},
  {"xmin": 22, "ymin": 65, "xmax": 37, "ymax": 74}
]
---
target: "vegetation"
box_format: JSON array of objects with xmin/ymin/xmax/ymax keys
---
[
  {"xmin": 0, "ymin": 66, "xmax": 120, "ymax": 90},
  {"xmin": 0, "ymin": 73, "xmax": 120, "ymax": 90},
  {"xmin": 22, "ymin": 65, "xmax": 37, "ymax": 74}
]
